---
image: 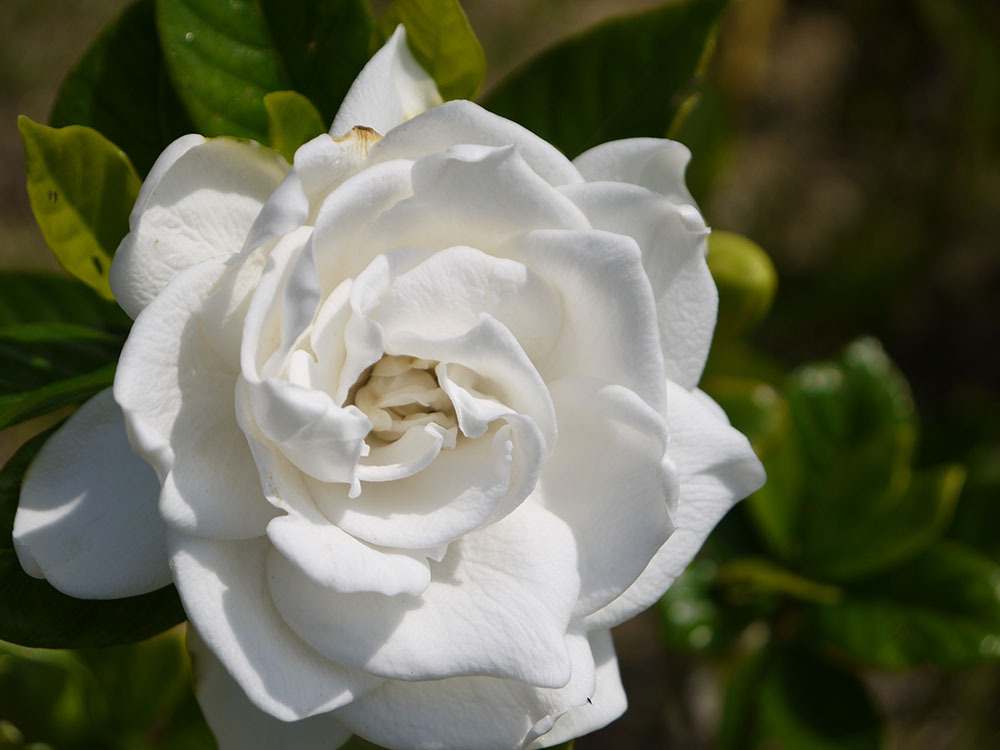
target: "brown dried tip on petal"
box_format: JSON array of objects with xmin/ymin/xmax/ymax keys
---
[{"xmin": 333, "ymin": 125, "xmax": 384, "ymax": 157}]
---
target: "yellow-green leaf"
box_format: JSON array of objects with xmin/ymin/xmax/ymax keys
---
[
  {"xmin": 18, "ymin": 116, "xmax": 140, "ymax": 300},
  {"xmin": 264, "ymin": 90, "xmax": 327, "ymax": 162},
  {"xmin": 375, "ymin": 0, "xmax": 486, "ymax": 101}
]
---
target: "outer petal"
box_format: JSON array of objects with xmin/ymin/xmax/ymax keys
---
[
  {"xmin": 585, "ymin": 383, "xmax": 766, "ymax": 630},
  {"xmin": 528, "ymin": 630, "xmax": 627, "ymax": 749},
  {"xmin": 336, "ymin": 625, "xmax": 596, "ymax": 750},
  {"xmin": 267, "ymin": 503, "xmax": 579, "ymax": 688},
  {"xmin": 110, "ymin": 137, "xmax": 287, "ymax": 318},
  {"xmin": 12, "ymin": 389, "xmax": 170, "ymax": 598},
  {"xmin": 572, "ymin": 137, "xmax": 695, "ymax": 206},
  {"xmin": 561, "ymin": 181, "xmax": 715, "ymax": 389},
  {"xmin": 368, "ymin": 99, "xmax": 583, "ymax": 187},
  {"xmin": 169, "ymin": 531, "xmax": 381, "ymax": 721},
  {"xmin": 331, "ymin": 25, "xmax": 442, "ymax": 137},
  {"xmin": 539, "ymin": 378, "xmax": 676, "ymax": 619},
  {"xmin": 115, "ymin": 260, "xmax": 277, "ymax": 540},
  {"xmin": 188, "ymin": 627, "xmax": 351, "ymax": 750}
]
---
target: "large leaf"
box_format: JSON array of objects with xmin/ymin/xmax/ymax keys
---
[
  {"xmin": 156, "ymin": 0, "xmax": 372, "ymax": 142},
  {"xmin": 808, "ymin": 540, "xmax": 1000, "ymax": 669},
  {"xmin": 374, "ymin": 0, "xmax": 486, "ymax": 101},
  {"xmin": 0, "ymin": 365, "xmax": 115, "ymax": 432},
  {"xmin": 18, "ymin": 117, "xmax": 141, "ymax": 299},
  {"xmin": 0, "ymin": 324, "xmax": 123, "ymax": 395},
  {"xmin": 0, "ymin": 272, "xmax": 129, "ymax": 329},
  {"xmin": 49, "ymin": 0, "xmax": 195, "ymax": 177},
  {"xmin": 0, "ymin": 431, "xmax": 186, "ymax": 648},
  {"xmin": 0, "ymin": 319, "xmax": 126, "ymax": 430},
  {"xmin": 483, "ymin": 0, "xmax": 728, "ymax": 158},
  {"xmin": 720, "ymin": 645, "xmax": 885, "ymax": 750},
  {"xmin": 264, "ymin": 90, "xmax": 326, "ymax": 161}
]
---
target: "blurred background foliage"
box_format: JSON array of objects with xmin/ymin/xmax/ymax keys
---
[{"xmin": 0, "ymin": 0, "xmax": 998, "ymax": 748}]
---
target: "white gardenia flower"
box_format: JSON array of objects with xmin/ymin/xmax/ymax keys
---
[{"xmin": 13, "ymin": 27, "xmax": 764, "ymax": 750}]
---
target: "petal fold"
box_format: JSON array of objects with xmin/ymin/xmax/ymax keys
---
[{"xmin": 12, "ymin": 389, "xmax": 170, "ymax": 599}]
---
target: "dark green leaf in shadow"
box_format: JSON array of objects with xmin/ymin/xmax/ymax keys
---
[
  {"xmin": 483, "ymin": 0, "xmax": 729, "ymax": 158},
  {"xmin": 808, "ymin": 540, "xmax": 1000, "ymax": 669},
  {"xmin": 0, "ymin": 431, "xmax": 186, "ymax": 647},
  {"xmin": 720, "ymin": 645, "xmax": 885, "ymax": 750},
  {"xmin": 947, "ymin": 444, "xmax": 1000, "ymax": 564},
  {"xmin": 374, "ymin": 0, "xmax": 486, "ymax": 101},
  {"xmin": 0, "ymin": 272, "xmax": 130, "ymax": 330},
  {"xmin": 156, "ymin": 0, "xmax": 372, "ymax": 142},
  {"xmin": 264, "ymin": 90, "xmax": 326, "ymax": 162},
  {"xmin": 19, "ymin": 117, "xmax": 141, "ymax": 299},
  {"xmin": 50, "ymin": 0, "xmax": 195, "ymax": 177}
]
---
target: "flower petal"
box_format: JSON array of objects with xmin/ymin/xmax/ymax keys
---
[
  {"xmin": 572, "ymin": 137, "xmax": 695, "ymax": 206},
  {"xmin": 115, "ymin": 260, "xmax": 277, "ymax": 540},
  {"xmin": 266, "ymin": 511, "xmax": 433, "ymax": 597},
  {"xmin": 539, "ymin": 378, "xmax": 676, "ymax": 618},
  {"xmin": 364, "ymin": 144, "xmax": 588, "ymax": 253},
  {"xmin": 585, "ymin": 382, "xmax": 766, "ymax": 630},
  {"xmin": 12, "ymin": 389, "xmax": 170, "ymax": 598},
  {"xmin": 267, "ymin": 502, "xmax": 579, "ymax": 687},
  {"xmin": 110, "ymin": 137, "xmax": 287, "ymax": 318},
  {"xmin": 562, "ymin": 181, "xmax": 715, "ymax": 389},
  {"xmin": 169, "ymin": 531, "xmax": 380, "ymax": 721},
  {"xmin": 188, "ymin": 627, "xmax": 352, "ymax": 750},
  {"xmin": 528, "ymin": 629, "xmax": 627, "ymax": 749},
  {"xmin": 335, "ymin": 625, "xmax": 596, "ymax": 750},
  {"xmin": 330, "ymin": 25, "xmax": 442, "ymax": 137},
  {"xmin": 499, "ymin": 228, "xmax": 667, "ymax": 415},
  {"xmin": 369, "ymin": 99, "xmax": 583, "ymax": 186},
  {"xmin": 373, "ymin": 244, "xmax": 563, "ymax": 365}
]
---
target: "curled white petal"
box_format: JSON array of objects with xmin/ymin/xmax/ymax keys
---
[
  {"xmin": 12, "ymin": 389, "xmax": 170, "ymax": 598},
  {"xmin": 331, "ymin": 25, "xmax": 442, "ymax": 137}
]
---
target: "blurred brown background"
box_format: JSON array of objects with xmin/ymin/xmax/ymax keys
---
[{"xmin": 1, "ymin": 0, "xmax": 998, "ymax": 747}]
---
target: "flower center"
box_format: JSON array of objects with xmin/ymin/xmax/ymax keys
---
[{"xmin": 353, "ymin": 355, "xmax": 458, "ymax": 444}]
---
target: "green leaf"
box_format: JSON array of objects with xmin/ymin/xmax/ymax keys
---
[
  {"xmin": 721, "ymin": 645, "xmax": 885, "ymax": 750},
  {"xmin": 264, "ymin": 91, "xmax": 326, "ymax": 162},
  {"xmin": 0, "ymin": 432, "xmax": 186, "ymax": 648},
  {"xmin": 0, "ymin": 272, "xmax": 130, "ymax": 329},
  {"xmin": 809, "ymin": 540, "xmax": 1000, "ymax": 669},
  {"xmin": 156, "ymin": 0, "xmax": 372, "ymax": 142},
  {"xmin": 707, "ymin": 231, "xmax": 778, "ymax": 339},
  {"xmin": 18, "ymin": 117, "xmax": 141, "ymax": 299},
  {"xmin": 0, "ymin": 319, "xmax": 126, "ymax": 430},
  {"xmin": 703, "ymin": 376, "xmax": 803, "ymax": 559},
  {"xmin": 0, "ymin": 364, "xmax": 115, "ymax": 431},
  {"xmin": 483, "ymin": 0, "xmax": 728, "ymax": 158},
  {"xmin": 375, "ymin": 0, "xmax": 486, "ymax": 101},
  {"xmin": 49, "ymin": 0, "xmax": 195, "ymax": 177},
  {"xmin": 946, "ymin": 444, "xmax": 1000, "ymax": 564},
  {"xmin": 0, "ymin": 323, "xmax": 123, "ymax": 395}
]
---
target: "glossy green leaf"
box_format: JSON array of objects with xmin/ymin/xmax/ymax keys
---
[
  {"xmin": 708, "ymin": 231, "xmax": 778, "ymax": 339},
  {"xmin": 483, "ymin": 0, "xmax": 728, "ymax": 158},
  {"xmin": 704, "ymin": 376, "xmax": 803, "ymax": 559},
  {"xmin": 19, "ymin": 118, "xmax": 141, "ymax": 300},
  {"xmin": 0, "ymin": 323, "xmax": 123, "ymax": 395},
  {"xmin": 808, "ymin": 540, "xmax": 1000, "ymax": 668},
  {"xmin": 375, "ymin": 0, "xmax": 486, "ymax": 100},
  {"xmin": 0, "ymin": 272, "xmax": 130, "ymax": 329},
  {"xmin": 721, "ymin": 645, "xmax": 884, "ymax": 750},
  {"xmin": 156, "ymin": 0, "xmax": 372, "ymax": 142},
  {"xmin": 946, "ymin": 444, "xmax": 1000, "ymax": 564},
  {"xmin": 264, "ymin": 90, "xmax": 326, "ymax": 162},
  {"xmin": 0, "ymin": 320, "xmax": 125, "ymax": 430},
  {"xmin": 0, "ymin": 365, "xmax": 115, "ymax": 431},
  {"xmin": 0, "ymin": 432, "xmax": 186, "ymax": 648},
  {"xmin": 49, "ymin": 0, "xmax": 195, "ymax": 176}
]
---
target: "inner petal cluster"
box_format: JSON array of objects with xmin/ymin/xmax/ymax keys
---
[{"xmin": 353, "ymin": 355, "xmax": 458, "ymax": 443}]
